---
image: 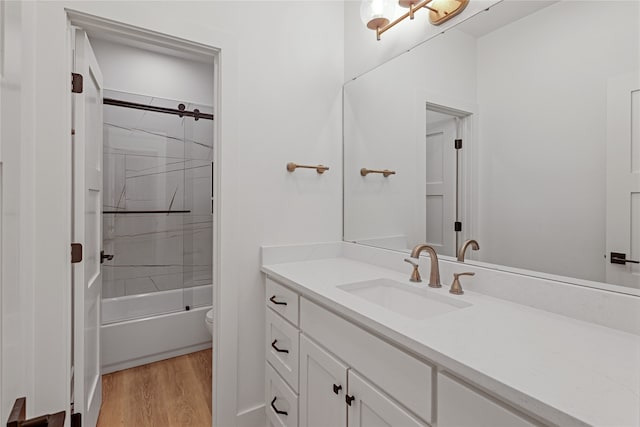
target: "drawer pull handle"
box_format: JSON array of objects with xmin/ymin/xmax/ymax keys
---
[
  {"xmin": 270, "ymin": 397, "xmax": 288, "ymax": 416},
  {"xmin": 345, "ymin": 394, "xmax": 355, "ymax": 406},
  {"xmin": 333, "ymin": 384, "xmax": 342, "ymax": 394},
  {"xmin": 271, "ymin": 339, "xmax": 289, "ymax": 353},
  {"xmin": 269, "ymin": 295, "xmax": 287, "ymax": 306}
]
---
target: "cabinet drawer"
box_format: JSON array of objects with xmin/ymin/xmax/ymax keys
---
[
  {"xmin": 300, "ymin": 298, "xmax": 433, "ymax": 423},
  {"xmin": 266, "ymin": 278, "xmax": 299, "ymax": 326},
  {"xmin": 266, "ymin": 308, "xmax": 299, "ymax": 391},
  {"xmin": 266, "ymin": 362, "xmax": 299, "ymax": 427},
  {"xmin": 438, "ymin": 373, "xmax": 537, "ymax": 427}
]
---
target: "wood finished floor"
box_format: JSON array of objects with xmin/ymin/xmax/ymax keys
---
[{"xmin": 97, "ymin": 349, "xmax": 212, "ymax": 427}]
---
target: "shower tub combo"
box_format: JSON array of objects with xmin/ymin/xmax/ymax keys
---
[{"xmin": 101, "ymin": 90, "xmax": 214, "ymax": 373}]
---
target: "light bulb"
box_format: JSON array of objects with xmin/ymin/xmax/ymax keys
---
[{"xmin": 360, "ymin": 0, "xmax": 395, "ymax": 30}]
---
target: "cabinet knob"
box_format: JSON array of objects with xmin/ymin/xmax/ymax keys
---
[
  {"xmin": 345, "ymin": 394, "xmax": 355, "ymax": 406},
  {"xmin": 333, "ymin": 384, "xmax": 342, "ymax": 394}
]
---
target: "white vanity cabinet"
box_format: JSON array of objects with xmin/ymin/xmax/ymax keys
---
[
  {"xmin": 265, "ymin": 276, "xmax": 541, "ymax": 427},
  {"xmin": 299, "ymin": 329, "xmax": 428, "ymax": 427},
  {"xmin": 437, "ymin": 373, "xmax": 538, "ymax": 427}
]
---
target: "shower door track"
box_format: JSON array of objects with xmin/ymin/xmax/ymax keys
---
[
  {"xmin": 102, "ymin": 210, "xmax": 191, "ymax": 214},
  {"xmin": 103, "ymin": 98, "xmax": 214, "ymax": 121}
]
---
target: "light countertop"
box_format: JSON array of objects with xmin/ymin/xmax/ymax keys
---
[{"xmin": 262, "ymin": 257, "xmax": 640, "ymax": 427}]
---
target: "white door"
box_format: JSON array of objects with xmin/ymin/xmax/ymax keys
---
[
  {"xmin": 425, "ymin": 110, "xmax": 457, "ymax": 256},
  {"xmin": 606, "ymin": 73, "xmax": 640, "ymax": 288},
  {"xmin": 72, "ymin": 29, "xmax": 104, "ymax": 427},
  {"xmin": 347, "ymin": 370, "xmax": 426, "ymax": 427},
  {"xmin": 299, "ymin": 335, "xmax": 348, "ymax": 427}
]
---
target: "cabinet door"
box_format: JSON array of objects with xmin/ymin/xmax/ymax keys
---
[
  {"xmin": 347, "ymin": 370, "xmax": 427, "ymax": 427},
  {"xmin": 300, "ymin": 335, "xmax": 348, "ymax": 427}
]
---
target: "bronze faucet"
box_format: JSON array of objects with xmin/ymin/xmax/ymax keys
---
[
  {"xmin": 457, "ymin": 239, "xmax": 479, "ymax": 262},
  {"xmin": 404, "ymin": 244, "xmax": 441, "ymax": 288}
]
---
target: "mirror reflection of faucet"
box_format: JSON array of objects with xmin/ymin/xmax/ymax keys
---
[{"xmin": 458, "ymin": 239, "xmax": 479, "ymax": 262}]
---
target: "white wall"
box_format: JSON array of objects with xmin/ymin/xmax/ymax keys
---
[
  {"xmin": 89, "ymin": 38, "xmax": 214, "ymax": 106},
  {"xmin": 3, "ymin": 1, "xmax": 344, "ymax": 426},
  {"xmin": 476, "ymin": 0, "xmax": 640, "ymax": 281},
  {"xmin": 1, "ymin": 1, "xmax": 36, "ymax": 421},
  {"xmin": 1, "ymin": 1, "xmax": 61, "ymax": 421}
]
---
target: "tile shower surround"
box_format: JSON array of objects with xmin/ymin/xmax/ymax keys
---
[{"xmin": 102, "ymin": 90, "xmax": 213, "ymax": 299}]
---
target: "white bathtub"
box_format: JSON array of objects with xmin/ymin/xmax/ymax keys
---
[
  {"xmin": 101, "ymin": 284, "xmax": 213, "ymax": 373},
  {"xmin": 102, "ymin": 284, "xmax": 213, "ymax": 324}
]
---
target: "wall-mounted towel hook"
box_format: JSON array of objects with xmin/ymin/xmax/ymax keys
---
[{"xmin": 287, "ymin": 162, "xmax": 329, "ymax": 174}]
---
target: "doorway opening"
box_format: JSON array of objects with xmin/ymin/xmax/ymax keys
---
[
  {"xmin": 424, "ymin": 102, "xmax": 473, "ymax": 258},
  {"xmin": 68, "ymin": 11, "xmax": 219, "ymax": 427}
]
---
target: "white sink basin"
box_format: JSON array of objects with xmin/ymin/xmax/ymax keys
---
[{"xmin": 338, "ymin": 278, "xmax": 471, "ymax": 320}]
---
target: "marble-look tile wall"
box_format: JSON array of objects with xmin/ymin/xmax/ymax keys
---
[{"xmin": 102, "ymin": 90, "xmax": 213, "ymax": 304}]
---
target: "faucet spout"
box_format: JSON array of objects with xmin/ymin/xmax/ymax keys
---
[
  {"xmin": 457, "ymin": 239, "xmax": 480, "ymax": 262},
  {"xmin": 410, "ymin": 244, "xmax": 441, "ymax": 288}
]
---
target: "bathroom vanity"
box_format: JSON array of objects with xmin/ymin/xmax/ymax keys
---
[
  {"xmin": 261, "ymin": 243, "xmax": 640, "ymax": 427},
  {"xmin": 260, "ymin": 1, "xmax": 640, "ymax": 425}
]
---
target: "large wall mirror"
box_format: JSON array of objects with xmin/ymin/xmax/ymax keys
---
[{"xmin": 343, "ymin": 0, "xmax": 640, "ymax": 292}]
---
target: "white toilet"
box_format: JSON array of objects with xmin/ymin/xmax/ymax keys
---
[{"xmin": 205, "ymin": 309, "xmax": 213, "ymax": 335}]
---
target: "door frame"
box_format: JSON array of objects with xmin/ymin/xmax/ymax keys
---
[
  {"xmin": 414, "ymin": 91, "xmax": 478, "ymax": 257},
  {"xmin": 64, "ymin": 9, "xmax": 236, "ymax": 426}
]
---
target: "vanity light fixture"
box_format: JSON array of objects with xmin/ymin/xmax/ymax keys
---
[{"xmin": 361, "ymin": 0, "xmax": 469, "ymax": 40}]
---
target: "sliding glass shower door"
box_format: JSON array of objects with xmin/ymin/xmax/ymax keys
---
[
  {"xmin": 101, "ymin": 89, "xmax": 213, "ymax": 324},
  {"xmin": 182, "ymin": 102, "xmax": 214, "ymax": 311}
]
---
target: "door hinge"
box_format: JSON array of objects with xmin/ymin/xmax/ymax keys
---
[
  {"xmin": 71, "ymin": 73, "xmax": 83, "ymax": 94},
  {"xmin": 454, "ymin": 221, "xmax": 462, "ymax": 232},
  {"xmin": 71, "ymin": 412, "xmax": 82, "ymax": 427},
  {"xmin": 7, "ymin": 397, "xmax": 66, "ymax": 427},
  {"xmin": 454, "ymin": 139, "xmax": 462, "ymax": 149},
  {"xmin": 71, "ymin": 243, "xmax": 83, "ymax": 263}
]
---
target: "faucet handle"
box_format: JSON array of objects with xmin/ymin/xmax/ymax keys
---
[
  {"xmin": 404, "ymin": 258, "xmax": 422, "ymax": 283},
  {"xmin": 450, "ymin": 272, "xmax": 475, "ymax": 295},
  {"xmin": 404, "ymin": 258, "xmax": 418, "ymax": 267}
]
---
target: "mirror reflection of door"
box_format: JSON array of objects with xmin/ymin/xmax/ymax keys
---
[
  {"xmin": 425, "ymin": 109, "xmax": 457, "ymax": 256},
  {"xmin": 606, "ymin": 74, "xmax": 640, "ymax": 288}
]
